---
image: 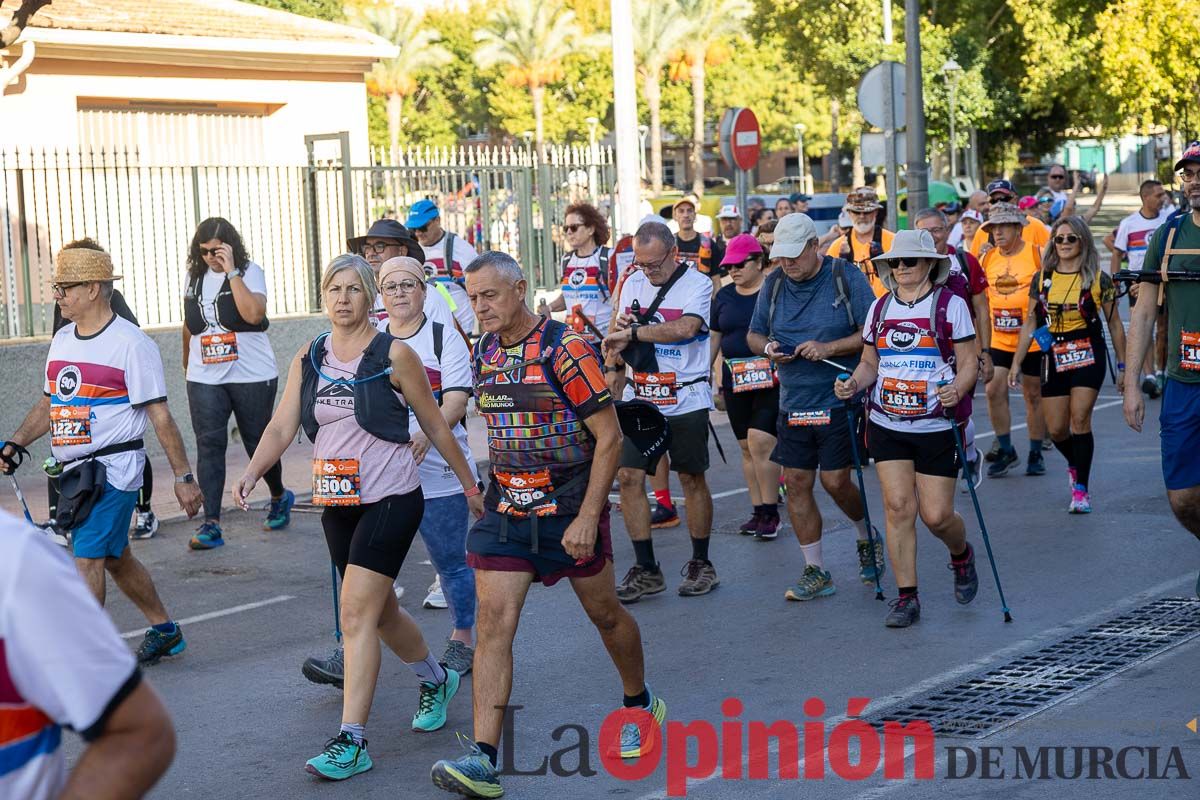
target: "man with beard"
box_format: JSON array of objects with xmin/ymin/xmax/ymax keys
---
[{"xmin": 826, "ymin": 187, "xmax": 895, "ymax": 297}]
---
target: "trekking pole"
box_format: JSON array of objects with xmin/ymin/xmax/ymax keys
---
[
  {"xmin": 0, "ymin": 442, "xmax": 33, "ymax": 524},
  {"xmin": 938, "ymin": 381, "xmax": 1013, "ymax": 623},
  {"xmin": 822, "ymin": 358, "xmax": 851, "ymax": 372},
  {"xmin": 330, "ymin": 561, "xmax": 343, "ymax": 644},
  {"xmin": 837, "ymin": 374, "xmax": 884, "ymax": 601},
  {"xmin": 8, "ymin": 476, "xmax": 34, "ymax": 524}
]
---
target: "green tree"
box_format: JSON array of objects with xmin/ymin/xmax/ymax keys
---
[
  {"xmin": 241, "ymin": 0, "xmax": 342, "ymax": 21},
  {"xmin": 634, "ymin": 0, "xmax": 690, "ymax": 194}
]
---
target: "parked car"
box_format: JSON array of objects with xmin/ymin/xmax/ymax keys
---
[
  {"xmin": 755, "ymin": 176, "xmax": 807, "ymax": 193},
  {"xmin": 1014, "ymin": 164, "xmax": 1097, "ymax": 195}
]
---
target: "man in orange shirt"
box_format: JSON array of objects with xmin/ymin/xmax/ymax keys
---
[
  {"xmin": 826, "ymin": 187, "xmax": 895, "ymax": 297},
  {"xmin": 970, "ymin": 180, "xmax": 1051, "ymax": 259},
  {"xmin": 979, "ymin": 202, "xmax": 1048, "ymax": 478}
]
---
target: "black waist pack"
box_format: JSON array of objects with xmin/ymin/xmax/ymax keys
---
[{"xmin": 53, "ymin": 439, "xmax": 144, "ymax": 531}]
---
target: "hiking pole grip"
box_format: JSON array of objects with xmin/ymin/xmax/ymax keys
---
[{"xmin": 839, "ymin": 373, "xmax": 884, "ymax": 601}]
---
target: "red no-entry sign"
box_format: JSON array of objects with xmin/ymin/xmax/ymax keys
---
[{"xmin": 720, "ymin": 107, "xmax": 761, "ymax": 171}]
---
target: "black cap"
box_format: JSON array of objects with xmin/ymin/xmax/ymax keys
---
[{"xmin": 346, "ymin": 219, "xmax": 426, "ymax": 264}]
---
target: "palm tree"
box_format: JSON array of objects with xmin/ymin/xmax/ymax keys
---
[
  {"xmin": 634, "ymin": 0, "xmax": 690, "ymax": 195},
  {"xmin": 345, "ymin": 4, "xmax": 453, "ymax": 154},
  {"xmin": 474, "ymin": 0, "xmax": 603, "ymax": 154},
  {"xmin": 675, "ymin": 0, "xmax": 752, "ymax": 195}
]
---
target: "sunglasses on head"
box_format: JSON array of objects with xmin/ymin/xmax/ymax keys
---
[{"xmin": 1053, "ymin": 234, "xmax": 1081, "ymax": 245}]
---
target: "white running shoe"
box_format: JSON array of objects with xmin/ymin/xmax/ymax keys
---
[
  {"xmin": 424, "ymin": 576, "xmax": 448, "ymax": 609},
  {"xmin": 38, "ymin": 523, "xmax": 70, "ymax": 548},
  {"xmin": 132, "ymin": 510, "xmax": 159, "ymax": 540}
]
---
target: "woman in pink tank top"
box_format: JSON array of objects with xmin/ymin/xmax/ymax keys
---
[{"xmin": 233, "ymin": 254, "xmax": 483, "ymax": 780}]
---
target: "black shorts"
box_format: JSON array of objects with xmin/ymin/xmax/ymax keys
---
[
  {"xmin": 771, "ymin": 406, "xmax": 853, "ymax": 471},
  {"xmin": 322, "ymin": 488, "xmax": 424, "ymax": 580},
  {"xmin": 868, "ymin": 421, "xmax": 960, "ymax": 478},
  {"xmin": 1042, "ymin": 334, "xmax": 1107, "ymax": 398},
  {"xmin": 990, "ymin": 347, "xmax": 1042, "ymax": 378},
  {"xmin": 722, "ymin": 385, "xmax": 780, "ymax": 440},
  {"xmin": 620, "ymin": 408, "xmax": 710, "ymax": 474}
]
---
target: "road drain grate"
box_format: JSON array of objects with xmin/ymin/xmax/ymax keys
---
[{"xmin": 863, "ymin": 597, "xmax": 1200, "ymax": 739}]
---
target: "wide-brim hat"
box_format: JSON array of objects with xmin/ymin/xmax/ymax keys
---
[
  {"xmin": 873, "ymin": 229, "xmax": 950, "ymax": 291},
  {"xmin": 346, "ymin": 219, "xmax": 426, "ymax": 264},
  {"xmin": 981, "ymin": 202, "xmax": 1028, "ymax": 231},
  {"xmin": 614, "ymin": 400, "xmax": 672, "ymax": 463},
  {"xmin": 845, "ymin": 187, "xmax": 882, "ymax": 213},
  {"xmin": 52, "ymin": 248, "xmax": 121, "ymax": 283}
]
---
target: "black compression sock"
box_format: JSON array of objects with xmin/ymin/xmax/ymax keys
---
[
  {"xmin": 476, "ymin": 742, "xmax": 499, "ymax": 768},
  {"xmin": 632, "ymin": 540, "xmax": 658, "ymax": 571},
  {"xmin": 624, "ymin": 689, "xmax": 651, "ymax": 708},
  {"xmin": 898, "ymin": 586, "xmax": 919, "ymax": 597},
  {"xmin": 690, "ymin": 536, "xmax": 710, "ymax": 562},
  {"xmin": 1052, "ymin": 437, "xmax": 1075, "ymax": 468},
  {"xmin": 762, "ymin": 502, "xmax": 778, "ymax": 518}
]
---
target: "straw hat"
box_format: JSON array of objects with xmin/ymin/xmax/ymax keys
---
[
  {"xmin": 52, "ymin": 248, "xmax": 122, "ymax": 283},
  {"xmin": 873, "ymin": 229, "xmax": 951, "ymax": 292},
  {"xmin": 845, "ymin": 187, "xmax": 882, "ymax": 213},
  {"xmin": 980, "ymin": 202, "xmax": 1028, "ymax": 231}
]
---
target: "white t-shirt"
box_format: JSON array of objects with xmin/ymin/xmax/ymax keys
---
[
  {"xmin": 864, "ymin": 289, "xmax": 975, "ymax": 433},
  {"xmin": 1114, "ymin": 208, "xmax": 1173, "ymax": 272},
  {"xmin": 947, "ymin": 221, "xmax": 965, "ymax": 249},
  {"xmin": 617, "ymin": 264, "xmax": 713, "ymax": 417},
  {"xmin": 422, "ymin": 233, "xmax": 479, "ymax": 333},
  {"xmin": 0, "ymin": 512, "xmax": 138, "ymax": 800},
  {"xmin": 45, "ymin": 316, "xmax": 167, "ymax": 491},
  {"xmin": 1048, "ymin": 188, "xmax": 1069, "ymax": 204},
  {"xmin": 391, "ymin": 316, "xmax": 479, "ymax": 499},
  {"xmin": 185, "ymin": 263, "xmax": 278, "ymax": 385},
  {"xmin": 559, "ymin": 248, "xmax": 613, "ymax": 341}
]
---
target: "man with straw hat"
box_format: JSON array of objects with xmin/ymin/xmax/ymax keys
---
[
  {"xmin": 826, "ymin": 187, "xmax": 895, "ymax": 298},
  {"xmin": 1, "ymin": 246, "xmax": 203, "ymax": 665}
]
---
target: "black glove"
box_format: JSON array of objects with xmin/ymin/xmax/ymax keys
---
[{"xmin": 0, "ymin": 442, "xmax": 29, "ymax": 476}]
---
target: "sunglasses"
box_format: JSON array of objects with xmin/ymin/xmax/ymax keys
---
[
  {"xmin": 1053, "ymin": 234, "xmax": 1081, "ymax": 245},
  {"xmin": 199, "ymin": 246, "xmax": 223, "ymax": 258},
  {"xmin": 727, "ymin": 260, "xmax": 760, "ymax": 271},
  {"xmin": 895, "ymin": 257, "xmax": 925, "ymax": 268},
  {"xmin": 1049, "ymin": 174, "xmax": 1067, "ymax": 180},
  {"xmin": 562, "ymin": 223, "xmax": 588, "ymax": 234},
  {"xmin": 414, "ymin": 223, "xmax": 431, "ymax": 234}
]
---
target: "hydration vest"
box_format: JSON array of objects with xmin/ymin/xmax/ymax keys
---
[
  {"xmin": 184, "ymin": 270, "xmax": 270, "ymax": 335},
  {"xmin": 299, "ymin": 331, "xmax": 410, "ymax": 445}
]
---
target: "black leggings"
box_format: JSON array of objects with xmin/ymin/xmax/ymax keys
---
[
  {"xmin": 322, "ymin": 488, "xmax": 425, "ymax": 580},
  {"xmin": 47, "ymin": 459, "xmax": 152, "ymax": 518}
]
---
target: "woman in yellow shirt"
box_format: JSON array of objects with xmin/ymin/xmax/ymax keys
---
[{"xmin": 1009, "ymin": 216, "xmax": 1127, "ymax": 514}]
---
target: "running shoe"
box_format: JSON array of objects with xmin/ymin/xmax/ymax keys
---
[
  {"xmin": 754, "ymin": 514, "xmax": 780, "ymax": 541},
  {"xmin": 1042, "ymin": 438, "xmax": 1054, "ymax": 452},
  {"xmin": 986, "ymin": 448, "xmax": 1019, "ymax": 478},
  {"xmin": 188, "ymin": 521, "xmax": 224, "ymax": 550},
  {"xmin": 1025, "ymin": 452, "xmax": 1046, "ymax": 476},
  {"xmin": 1142, "ymin": 374, "xmax": 1161, "ymax": 398},
  {"xmin": 857, "ymin": 528, "xmax": 886, "ymax": 584},
  {"xmin": 441, "ymin": 640, "xmax": 474, "ymax": 676},
  {"xmin": 413, "ymin": 667, "xmax": 460, "ymax": 732},
  {"xmin": 136, "ymin": 624, "xmax": 186, "ymax": 665},
  {"xmin": 305, "ymin": 731, "xmax": 372, "ymax": 780},
  {"xmin": 949, "ymin": 543, "xmax": 978, "ymax": 604},
  {"xmin": 737, "ymin": 512, "xmax": 760, "ymax": 536},
  {"xmin": 431, "ymin": 737, "xmax": 503, "ymax": 798},
  {"xmin": 617, "ymin": 692, "xmax": 667, "ymax": 759},
  {"xmin": 38, "ymin": 522, "xmax": 69, "ymax": 548},
  {"xmin": 984, "ymin": 438, "xmax": 1002, "ymax": 462},
  {"xmin": 785, "ymin": 564, "xmax": 836, "ymax": 601},
  {"xmin": 264, "ymin": 489, "xmax": 295, "ymax": 530},
  {"xmin": 132, "ymin": 509, "xmax": 159, "ymax": 540},
  {"xmin": 302, "ymin": 647, "xmax": 344, "ymax": 689},
  {"xmin": 616, "ymin": 564, "xmax": 666, "ymax": 604},
  {"xmin": 425, "ymin": 576, "xmax": 448, "ymax": 609},
  {"xmin": 677, "ymin": 560, "xmax": 719, "ymax": 596},
  {"xmin": 885, "ymin": 594, "xmax": 921, "ymax": 627},
  {"xmin": 650, "ymin": 503, "xmax": 680, "ymax": 529},
  {"xmin": 960, "ymin": 452, "xmax": 982, "ymax": 494},
  {"xmin": 1068, "ymin": 486, "xmax": 1092, "ymax": 514}
]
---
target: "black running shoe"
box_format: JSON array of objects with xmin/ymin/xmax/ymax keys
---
[
  {"xmin": 950, "ymin": 544, "xmax": 979, "ymax": 604},
  {"xmin": 984, "ymin": 438, "xmax": 1002, "ymax": 463},
  {"xmin": 884, "ymin": 594, "xmax": 921, "ymax": 628},
  {"xmin": 303, "ymin": 647, "xmax": 345, "ymax": 689},
  {"xmin": 650, "ymin": 504, "xmax": 680, "ymax": 529}
]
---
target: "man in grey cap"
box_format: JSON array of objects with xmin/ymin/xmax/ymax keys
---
[{"xmin": 746, "ymin": 214, "xmax": 884, "ymax": 604}]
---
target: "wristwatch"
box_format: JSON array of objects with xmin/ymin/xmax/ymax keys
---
[
  {"xmin": 630, "ymin": 323, "xmax": 640, "ymax": 342},
  {"xmin": 175, "ymin": 472, "xmax": 196, "ymax": 485}
]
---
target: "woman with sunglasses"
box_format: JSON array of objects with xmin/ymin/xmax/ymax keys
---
[
  {"xmin": 537, "ymin": 203, "xmax": 613, "ymax": 343},
  {"xmin": 1008, "ymin": 216, "xmax": 1126, "ymax": 513},
  {"xmin": 182, "ymin": 217, "xmax": 293, "ymax": 550},
  {"xmin": 711, "ymin": 234, "xmax": 782, "ymax": 539},
  {"xmin": 234, "ymin": 254, "xmax": 484, "ymax": 780}
]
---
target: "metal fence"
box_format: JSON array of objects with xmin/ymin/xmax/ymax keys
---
[{"xmin": 0, "ymin": 140, "xmax": 616, "ymax": 339}]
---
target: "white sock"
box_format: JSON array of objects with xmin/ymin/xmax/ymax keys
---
[
  {"xmin": 852, "ymin": 517, "xmax": 869, "ymax": 539},
  {"xmin": 340, "ymin": 722, "xmax": 365, "ymax": 746},
  {"xmin": 404, "ymin": 653, "xmax": 447, "ymax": 685},
  {"xmin": 800, "ymin": 541, "xmax": 824, "ymax": 570},
  {"xmin": 964, "ymin": 418, "xmax": 978, "ymax": 463}
]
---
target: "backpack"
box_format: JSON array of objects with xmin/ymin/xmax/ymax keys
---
[
  {"xmin": 766, "ymin": 258, "xmax": 856, "ymax": 336},
  {"xmin": 473, "ymin": 318, "xmax": 574, "ymax": 407},
  {"xmin": 1032, "ymin": 269, "xmax": 1107, "ymax": 338},
  {"xmin": 559, "ymin": 245, "xmax": 614, "ymax": 301},
  {"xmin": 1151, "ymin": 209, "xmax": 1195, "ymax": 304},
  {"xmin": 839, "ymin": 227, "xmax": 885, "ymax": 279}
]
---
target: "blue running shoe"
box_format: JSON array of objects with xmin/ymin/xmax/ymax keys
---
[
  {"xmin": 136, "ymin": 624, "xmax": 186, "ymax": 665},
  {"xmin": 987, "ymin": 448, "xmax": 1019, "ymax": 478},
  {"xmin": 857, "ymin": 527, "xmax": 886, "ymax": 584},
  {"xmin": 305, "ymin": 731, "xmax": 373, "ymax": 780},
  {"xmin": 188, "ymin": 521, "xmax": 224, "ymax": 550},
  {"xmin": 617, "ymin": 692, "xmax": 667, "ymax": 759},
  {"xmin": 432, "ymin": 736, "xmax": 503, "ymax": 798},
  {"xmin": 413, "ymin": 667, "xmax": 460, "ymax": 732},
  {"xmin": 264, "ymin": 489, "xmax": 295, "ymax": 530},
  {"xmin": 784, "ymin": 565, "xmax": 836, "ymax": 601},
  {"xmin": 1025, "ymin": 453, "xmax": 1046, "ymax": 476}
]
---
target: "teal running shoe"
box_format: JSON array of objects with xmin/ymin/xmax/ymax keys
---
[
  {"xmin": 188, "ymin": 521, "xmax": 224, "ymax": 550},
  {"xmin": 857, "ymin": 527, "xmax": 886, "ymax": 584},
  {"xmin": 264, "ymin": 489, "xmax": 295, "ymax": 530},
  {"xmin": 785, "ymin": 564, "xmax": 836, "ymax": 601},
  {"xmin": 305, "ymin": 731, "xmax": 372, "ymax": 780},
  {"xmin": 617, "ymin": 692, "xmax": 667, "ymax": 759},
  {"xmin": 413, "ymin": 667, "xmax": 460, "ymax": 732},
  {"xmin": 431, "ymin": 736, "xmax": 503, "ymax": 798}
]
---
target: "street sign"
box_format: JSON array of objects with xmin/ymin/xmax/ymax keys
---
[
  {"xmin": 857, "ymin": 61, "xmax": 906, "ymax": 131},
  {"xmin": 719, "ymin": 107, "xmax": 761, "ymax": 171},
  {"xmin": 860, "ymin": 131, "xmax": 907, "ymax": 167}
]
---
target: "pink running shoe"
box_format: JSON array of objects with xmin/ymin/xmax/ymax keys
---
[{"xmin": 1069, "ymin": 485, "xmax": 1092, "ymax": 514}]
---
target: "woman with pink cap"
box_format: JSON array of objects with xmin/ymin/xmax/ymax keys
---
[{"xmin": 710, "ymin": 234, "xmax": 783, "ymax": 539}]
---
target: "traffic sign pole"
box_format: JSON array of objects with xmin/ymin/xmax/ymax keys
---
[
  {"xmin": 719, "ymin": 107, "xmax": 761, "ymax": 233},
  {"xmin": 883, "ymin": 65, "xmax": 899, "ymax": 232}
]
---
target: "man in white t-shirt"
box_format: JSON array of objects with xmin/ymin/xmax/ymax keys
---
[
  {"xmin": 1045, "ymin": 164, "xmax": 1070, "ymax": 204},
  {"xmin": 407, "ymin": 199, "xmax": 479, "ymax": 334},
  {"xmin": 602, "ymin": 221, "xmax": 718, "ymax": 601},
  {"xmin": 0, "ymin": 510, "xmax": 175, "ymax": 800},
  {"xmin": 2, "ymin": 248, "xmax": 203, "ymax": 665},
  {"xmin": 1112, "ymin": 179, "xmax": 1173, "ymax": 396}
]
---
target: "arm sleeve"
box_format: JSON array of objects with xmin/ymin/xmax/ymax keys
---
[
  {"xmin": 126, "ymin": 334, "xmax": 169, "ymax": 407},
  {"xmin": 553, "ymin": 332, "xmax": 613, "ymax": 418},
  {"xmin": 4, "ymin": 532, "xmax": 137, "ymax": 737},
  {"xmin": 440, "ymin": 325, "xmax": 474, "ymax": 395},
  {"xmin": 948, "ymin": 294, "xmax": 976, "ymax": 341}
]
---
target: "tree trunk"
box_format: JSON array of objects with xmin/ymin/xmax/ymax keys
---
[
  {"xmin": 689, "ymin": 49, "xmax": 706, "ymax": 196},
  {"xmin": 386, "ymin": 92, "xmax": 403, "ymax": 156},
  {"xmin": 830, "ymin": 96, "xmax": 841, "ymax": 192},
  {"xmin": 644, "ymin": 65, "xmax": 665, "ymax": 196},
  {"xmin": 532, "ymin": 84, "xmax": 546, "ymax": 158}
]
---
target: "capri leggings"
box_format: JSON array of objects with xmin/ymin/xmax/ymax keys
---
[{"xmin": 322, "ymin": 487, "xmax": 425, "ymax": 580}]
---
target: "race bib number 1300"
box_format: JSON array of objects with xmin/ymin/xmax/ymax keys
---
[
  {"xmin": 1181, "ymin": 331, "xmax": 1200, "ymax": 372},
  {"xmin": 312, "ymin": 459, "xmax": 361, "ymax": 506}
]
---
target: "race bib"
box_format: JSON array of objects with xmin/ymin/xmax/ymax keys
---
[
  {"xmin": 201, "ymin": 332, "xmax": 239, "ymax": 364},
  {"xmin": 992, "ymin": 309, "xmax": 1023, "ymax": 332},
  {"xmin": 633, "ymin": 371, "xmax": 677, "ymax": 407},
  {"xmin": 879, "ymin": 378, "xmax": 928, "ymax": 417},
  {"xmin": 727, "ymin": 357, "xmax": 774, "ymax": 394},
  {"xmin": 312, "ymin": 459, "xmax": 361, "ymax": 506},
  {"xmin": 495, "ymin": 469, "xmax": 558, "ymax": 517},
  {"xmin": 50, "ymin": 405, "xmax": 91, "ymax": 446},
  {"xmin": 1052, "ymin": 339, "xmax": 1095, "ymax": 372},
  {"xmin": 1181, "ymin": 331, "xmax": 1200, "ymax": 372},
  {"xmin": 787, "ymin": 410, "xmax": 832, "ymax": 427}
]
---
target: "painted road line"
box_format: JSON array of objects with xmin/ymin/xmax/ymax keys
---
[
  {"xmin": 120, "ymin": 595, "xmax": 295, "ymax": 639},
  {"xmin": 974, "ymin": 398, "xmax": 1124, "ymax": 441}
]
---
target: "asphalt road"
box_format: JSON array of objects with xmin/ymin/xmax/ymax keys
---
[{"xmin": 64, "ymin": 387, "xmax": 1200, "ymax": 799}]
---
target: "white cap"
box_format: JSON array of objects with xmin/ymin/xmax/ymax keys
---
[
  {"xmin": 769, "ymin": 213, "xmax": 818, "ymax": 259},
  {"xmin": 716, "ymin": 204, "xmax": 741, "ymax": 219}
]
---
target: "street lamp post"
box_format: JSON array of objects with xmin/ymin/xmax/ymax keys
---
[
  {"xmin": 794, "ymin": 123, "xmax": 806, "ymax": 191},
  {"xmin": 941, "ymin": 58, "xmax": 962, "ymax": 180}
]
